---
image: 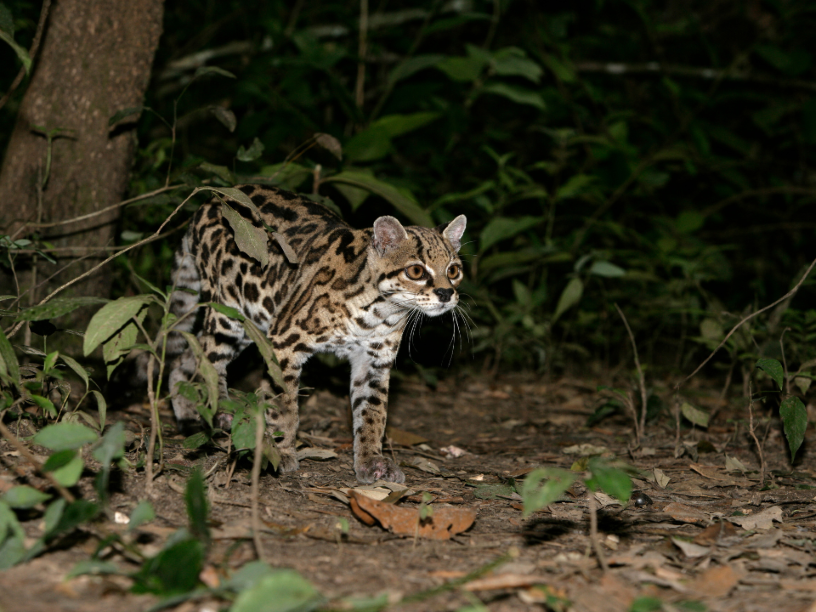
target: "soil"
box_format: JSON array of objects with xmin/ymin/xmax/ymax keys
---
[{"xmin": 2, "ymin": 373, "xmax": 816, "ymax": 612}]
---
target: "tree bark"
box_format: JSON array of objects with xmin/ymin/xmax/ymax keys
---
[{"xmin": 0, "ymin": 0, "xmax": 164, "ymax": 335}]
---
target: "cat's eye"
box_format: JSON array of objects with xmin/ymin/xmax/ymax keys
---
[
  {"xmin": 405, "ymin": 265, "xmax": 426, "ymax": 280},
  {"xmin": 447, "ymin": 264, "xmax": 460, "ymax": 279}
]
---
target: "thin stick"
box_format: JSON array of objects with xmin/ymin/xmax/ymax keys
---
[
  {"xmin": 780, "ymin": 328, "xmax": 791, "ymax": 396},
  {"xmin": 4, "ymin": 190, "xmax": 197, "ymax": 339},
  {"xmin": 8, "ymin": 184, "xmax": 185, "ymax": 239},
  {"xmin": 0, "ymin": 418, "xmax": 76, "ymax": 503},
  {"xmin": 746, "ymin": 383, "xmax": 766, "ymax": 486},
  {"xmin": 144, "ymin": 353, "xmax": 159, "ymax": 497},
  {"xmin": 0, "ymin": 0, "xmax": 51, "ymax": 113},
  {"xmin": 587, "ymin": 491, "xmax": 608, "ymax": 572},
  {"xmin": 250, "ymin": 406, "xmax": 267, "ymax": 562},
  {"xmin": 615, "ymin": 304, "xmax": 647, "ymax": 444},
  {"xmin": 678, "ymin": 257, "xmax": 816, "ymax": 390}
]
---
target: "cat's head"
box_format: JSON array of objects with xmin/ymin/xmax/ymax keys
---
[{"xmin": 371, "ymin": 215, "xmax": 467, "ymax": 316}]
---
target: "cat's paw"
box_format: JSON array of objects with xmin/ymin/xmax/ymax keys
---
[
  {"xmin": 355, "ymin": 456, "xmax": 405, "ymax": 484},
  {"xmin": 214, "ymin": 411, "xmax": 233, "ymax": 431},
  {"xmin": 276, "ymin": 450, "xmax": 299, "ymax": 474}
]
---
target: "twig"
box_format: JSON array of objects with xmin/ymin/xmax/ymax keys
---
[
  {"xmin": 677, "ymin": 256, "xmax": 816, "ymax": 390},
  {"xmin": 0, "ymin": 418, "xmax": 76, "ymax": 503},
  {"xmin": 4, "ymin": 190, "xmax": 197, "ymax": 339},
  {"xmin": 251, "ymin": 405, "xmax": 266, "ymax": 562},
  {"xmin": 615, "ymin": 304, "xmax": 647, "ymax": 444},
  {"xmin": 746, "ymin": 383, "xmax": 766, "ymax": 486},
  {"xmin": 587, "ymin": 491, "xmax": 608, "ymax": 572},
  {"xmin": 144, "ymin": 353, "xmax": 159, "ymax": 497},
  {"xmin": 0, "ymin": 0, "xmax": 51, "ymax": 113},
  {"xmin": 780, "ymin": 328, "xmax": 791, "ymax": 396},
  {"xmin": 7, "ymin": 184, "xmax": 185, "ymax": 239}
]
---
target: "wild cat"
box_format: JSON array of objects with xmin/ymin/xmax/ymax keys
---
[{"xmin": 164, "ymin": 185, "xmax": 466, "ymax": 483}]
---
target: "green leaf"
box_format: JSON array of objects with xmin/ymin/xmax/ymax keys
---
[
  {"xmin": 241, "ymin": 318, "xmax": 285, "ymax": 391},
  {"xmin": 222, "ymin": 203, "xmax": 269, "ymax": 268},
  {"xmin": 59, "ymin": 354, "xmax": 89, "ymax": 390},
  {"xmin": 237, "ymin": 137, "xmax": 265, "ymax": 162},
  {"xmin": 0, "ymin": 534, "xmax": 25, "ymax": 569},
  {"xmin": 388, "ymin": 54, "xmax": 444, "ymax": 85},
  {"xmin": 29, "ymin": 394, "xmax": 56, "ymax": 417},
  {"xmin": 343, "ymin": 126, "xmax": 392, "ymax": 162},
  {"xmin": 492, "ymin": 47, "xmax": 543, "ymax": 83},
  {"xmin": 205, "ymin": 186, "xmax": 260, "ymax": 212},
  {"xmin": 479, "ymin": 82, "xmax": 546, "ymax": 110},
  {"xmin": 185, "ymin": 469, "xmax": 209, "ymax": 543},
  {"xmin": 436, "ymin": 55, "xmax": 486, "ymax": 82},
  {"xmin": 555, "ymin": 174, "xmax": 595, "ymax": 201},
  {"xmin": 521, "ymin": 468, "xmax": 577, "ymax": 517},
  {"xmin": 67, "ymin": 560, "xmax": 122, "ymax": 579},
  {"xmin": 92, "ymin": 421, "xmax": 126, "ymax": 466},
  {"xmin": 193, "ymin": 65, "xmax": 236, "ymax": 80},
  {"xmin": 0, "ymin": 325, "xmax": 20, "ymax": 384},
  {"xmin": 199, "ymin": 162, "xmax": 235, "ymax": 184},
  {"xmin": 102, "ymin": 306, "xmax": 146, "ymax": 378},
  {"xmin": 680, "ymin": 402, "xmax": 709, "ymax": 428},
  {"xmin": 83, "ymin": 295, "xmax": 154, "ymax": 356},
  {"xmin": 258, "ymin": 162, "xmax": 312, "ymax": 191},
  {"xmin": 232, "ymin": 418, "xmax": 257, "ymax": 451},
  {"xmin": 230, "ymin": 569, "xmax": 322, "ymax": 612},
  {"xmin": 49, "ymin": 451, "xmax": 84, "ymax": 487},
  {"xmin": 50, "ymin": 499, "xmax": 99, "ymax": 537},
  {"xmin": 589, "ymin": 261, "xmax": 626, "ymax": 278},
  {"xmin": 479, "ymin": 216, "xmax": 544, "ymax": 253},
  {"xmin": 552, "ymin": 277, "xmax": 583, "ymax": 323},
  {"xmin": 587, "ymin": 458, "xmax": 632, "ymax": 503},
  {"xmin": 780, "ymin": 396, "xmax": 808, "ymax": 462},
  {"xmin": 2, "ymin": 486, "xmax": 50, "ymax": 509},
  {"xmin": 207, "ymin": 105, "xmax": 237, "ymax": 132},
  {"xmin": 675, "ymin": 211, "xmax": 705, "ymax": 234},
  {"xmin": 15, "ymin": 297, "xmax": 109, "ymax": 322},
  {"xmin": 0, "ymin": 29, "xmax": 31, "ymax": 73},
  {"xmin": 207, "ymin": 302, "xmax": 245, "ymax": 321},
  {"xmin": 108, "ymin": 106, "xmax": 144, "ymax": 127},
  {"xmin": 756, "ymin": 358, "xmax": 784, "ymax": 390},
  {"xmin": 33, "ymin": 422, "xmax": 98, "ymax": 451},
  {"xmin": 179, "ymin": 332, "xmax": 218, "ymax": 427},
  {"xmin": 128, "ymin": 500, "xmax": 156, "ymax": 531},
  {"xmin": 42, "ymin": 448, "xmax": 78, "ymax": 472},
  {"xmin": 183, "ymin": 431, "xmax": 212, "ymax": 449},
  {"xmin": 333, "ymin": 182, "xmax": 370, "ymax": 211},
  {"xmin": 322, "ymin": 171, "xmax": 432, "ymax": 227},
  {"xmin": 225, "ymin": 560, "xmax": 275, "ymax": 591},
  {"xmin": 370, "ymin": 112, "xmax": 441, "ymax": 139},
  {"xmin": 315, "ymin": 133, "xmax": 342, "ymax": 160},
  {"xmin": 91, "ymin": 391, "xmax": 107, "ymax": 431},
  {"xmin": 132, "ymin": 538, "xmax": 205, "ymax": 595},
  {"xmin": 43, "ymin": 498, "xmax": 66, "ymax": 537}
]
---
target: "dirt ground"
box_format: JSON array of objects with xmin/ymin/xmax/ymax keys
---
[{"xmin": 2, "ymin": 372, "xmax": 816, "ymax": 612}]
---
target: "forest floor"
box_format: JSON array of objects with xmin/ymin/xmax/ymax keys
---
[{"xmin": 1, "ymin": 372, "xmax": 816, "ymax": 612}]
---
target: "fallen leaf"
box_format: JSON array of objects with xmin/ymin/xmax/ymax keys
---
[
  {"xmin": 473, "ymin": 483, "xmax": 517, "ymax": 500},
  {"xmin": 672, "ymin": 537, "xmax": 711, "ymax": 558},
  {"xmin": 404, "ymin": 456, "xmax": 440, "ymax": 474},
  {"xmin": 562, "ymin": 443, "xmax": 608, "ymax": 456},
  {"xmin": 653, "ymin": 468, "xmax": 670, "ymax": 488},
  {"xmin": 296, "ymin": 447, "xmax": 338, "ymax": 461},
  {"xmin": 348, "ymin": 491, "xmax": 475, "ymax": 540},
  {"xmin": 340, "ymin": 486, "xmax": 392, "ymax": 501},
  {"xmin": 693, "ymin": 521, "xmax": 739, "ymax": 546},
  {"xmin": 439, "ymin": 445, "xmax": 467, "ymax": 458},
  {"xmin": 690, "ymin": 463, "xmax": 736, "ymax": 486},
  {"xmin": 663, "ymin": 502, "xmax": 711, "ymax": 525},
  {"xmin": 386, "ymin": 426, "xmax": 427, "ymax": 446},
  {"xmin": 692, "ymin": 564, "xmax": 739, "ymax": 598},
  {"xmin": 594, "ymin": 492, "xmax": 622, "ymax": 507},
  {"xmin": 729, "ymin": 506, "xmax": 783, "ymax": 530},
  {"xmin": 725, "ymin": 455, "xmax": 750, "ymax": 473}
]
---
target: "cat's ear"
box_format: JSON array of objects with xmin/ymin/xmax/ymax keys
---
[
  {"xmin": 440, "ymin": 215, "xmax": 467, "ymax": 252},
  {"xmin": 372, "ymin": 216, "xmax": 408, "ymax": 255}
]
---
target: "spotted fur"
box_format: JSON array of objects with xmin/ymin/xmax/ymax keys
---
[{"xmin": 167, "ymin": 185, "xmax": 466, "ymax": 483}]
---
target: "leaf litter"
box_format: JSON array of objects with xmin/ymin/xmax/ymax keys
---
[{"xmin": 4, "ymin": 374, "xmax": 816, "ymax": 611}]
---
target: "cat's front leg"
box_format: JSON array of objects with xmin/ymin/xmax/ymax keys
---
[{"xmin": 349, "ymin": 345, "xmax": 404, "ymax": 484}]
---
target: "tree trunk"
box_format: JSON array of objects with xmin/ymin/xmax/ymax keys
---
[{"xmin": 0, "ymin": 0, "xmax": 164, "ymax": 339}]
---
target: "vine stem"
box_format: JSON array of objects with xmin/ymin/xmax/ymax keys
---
[
  {"xmin": 677, "ymin": 256, "xmax": 816, "ymax": 390},
  {"xmin": 0, "ymin": 0, "xmax": 51, "ymax": 113},
  {"xmin": 251, "ymin": 404, "xmax": 267, "ymax": 562}
]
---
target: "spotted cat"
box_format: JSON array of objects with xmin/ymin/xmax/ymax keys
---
[{"xmin": 166, "ymin": 185, "xmax": 466, "ymax": 483}]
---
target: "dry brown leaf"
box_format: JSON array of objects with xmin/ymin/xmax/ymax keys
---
[
  {"xmin": 692, "ymin": 564, "xmax": 739, "ymax": 598},
  {"xmin": 729, "ymin": 506, "xmax": 783, "ymax": 530},
  {"xmin": 404, "ymin": 456, "xmax": 440, "ymax": 474},
  {"xmin": 386, "ymin": 426, "xmax": 428, "ymax": 446},
  {"xmin": 672, "ymin": 537, "xmax": 711, "ymax": 558},
  {"xmin": 348, "ymin": 491, "xmax": 476, "ymax": 540},
  {"xmin": 663, "ymin": 502, "xmax": 711, "ymax": 525},
  {"xmin": 693, "ymin": 520, "xmax": 739, "ymax": 545},
  {"xmin": 654, "ymin": 468, "xmax": 670, "ymax": 488}
]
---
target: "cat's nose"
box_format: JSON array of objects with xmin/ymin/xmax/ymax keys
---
[{"xmin": 434, "ymin": 288, "xmax": 454, "ymax": 302}]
